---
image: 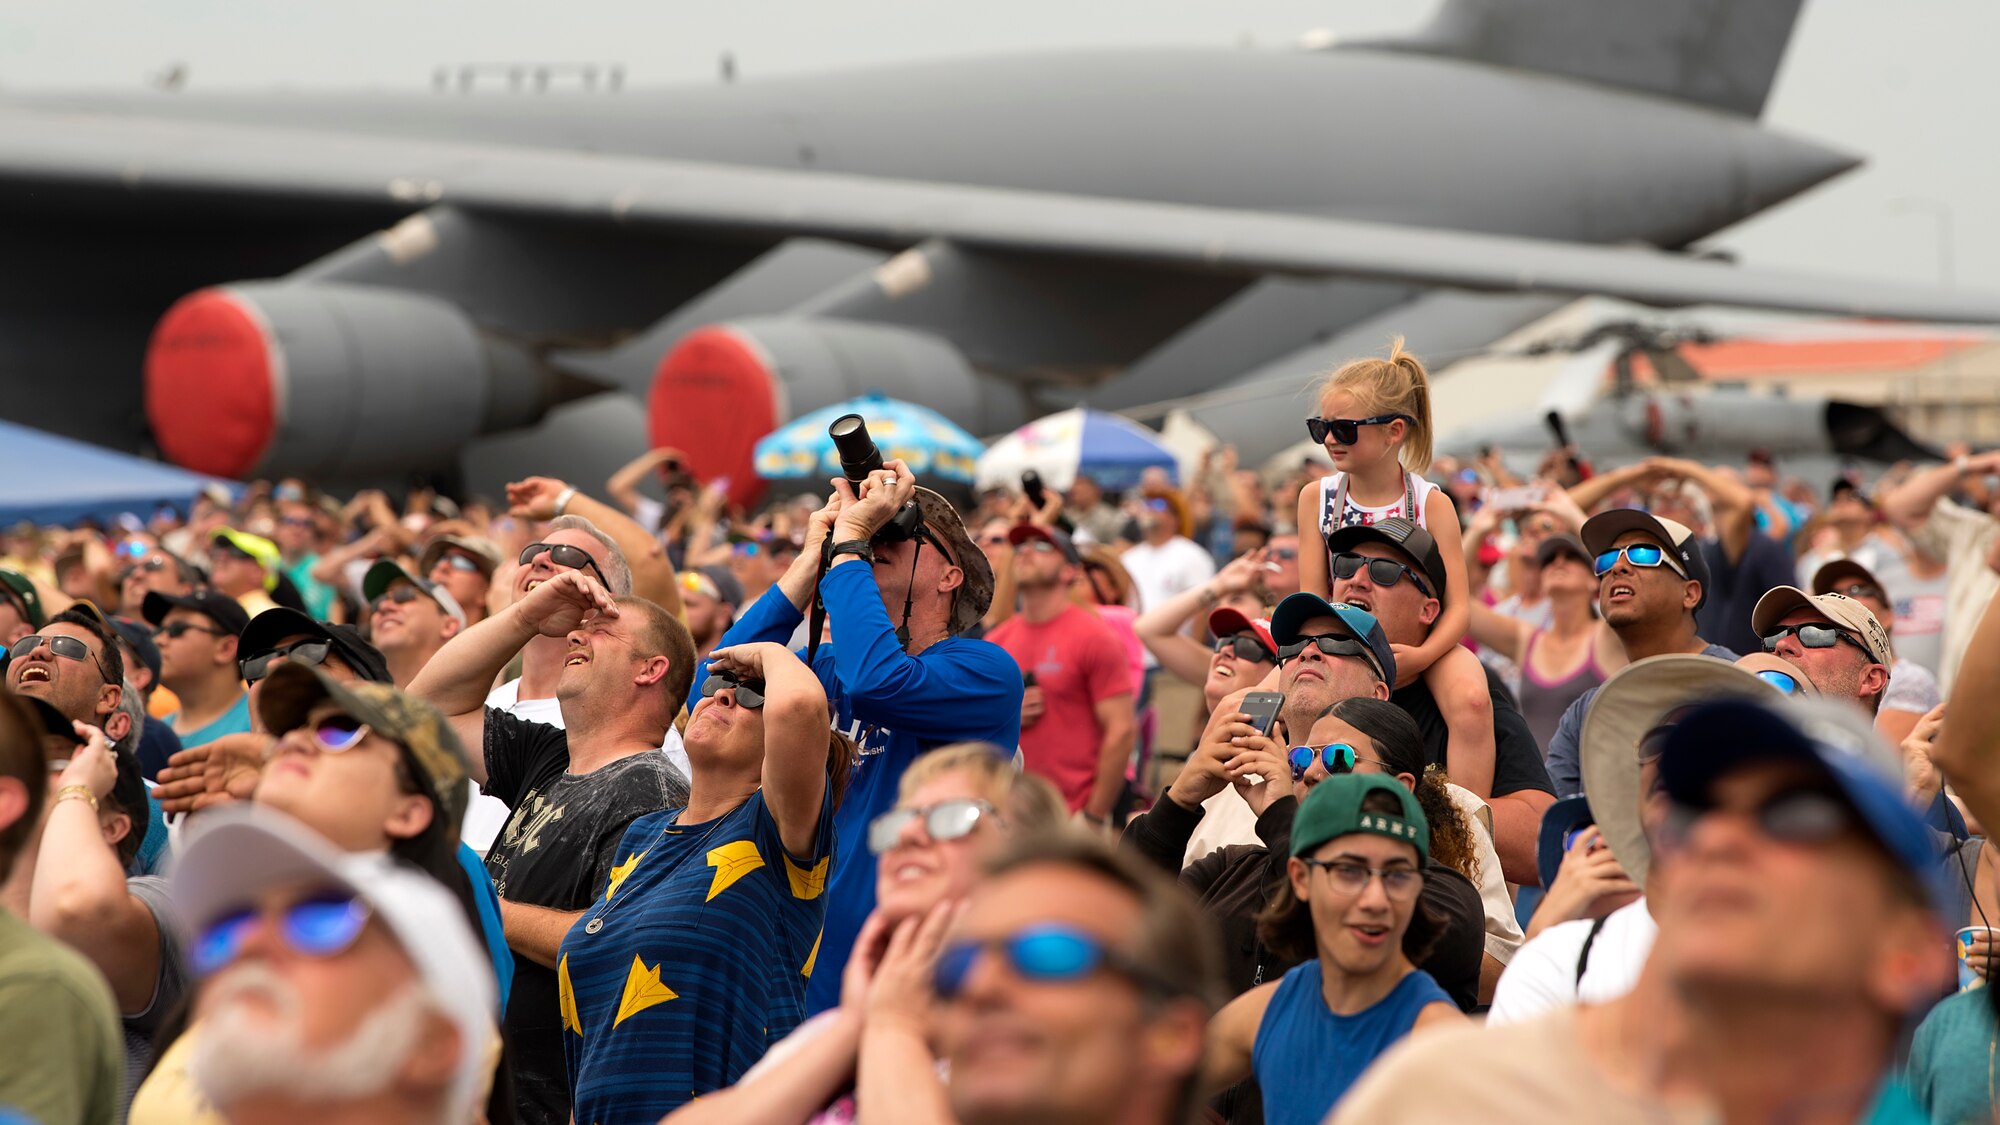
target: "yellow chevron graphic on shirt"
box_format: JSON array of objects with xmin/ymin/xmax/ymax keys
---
[
  {"xmin": 801, "ymin": 929, "xmax": 823, "ymax": 977},
  {"xmin": 705, "ymin": 839, "xmax": 766, "ymax": 901},
  {"xmin": 613, "ymin": 955, "xmax": 678, "ymax": 1027},
  {"xmin": 604, "ymin": 850, "xmax": 646, "ymax": 901},
  {"xmin": 558, "ymin": 953, "xmax": 583, "ymax": 1036},
  {"xmin": 785, "ymin": 854, "xmax": 829, "ymax": 900}
]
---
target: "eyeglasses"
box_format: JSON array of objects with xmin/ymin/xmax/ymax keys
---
[
  {"xmin": 8, "ymin": 634, "xmax": 111, "ymax": 681},
  {"xmin": 118, "ymin": 557, "xmax": 170, "ymax": 582},
  {"xmin": 519, "ymin": 542, "xmax": 611, "ymax": 589},
  {"xmin": 1592, "ymin": 544, "xmax": 1688, "ymax": 579},
  {"xmin": 440, "ymin": 554, "xmax": 483, "ymax": 574},
  {"xmin": 191, "ymin": 892, "xmax": 372, "ymax": 976},
  {"xmin": 1276, "ymin": 633, "xmax": 1383, "ymax": 681},
  {"xmin": 296, "ymin": 714, "xmax": 372, "ymax": 754},
  {"xmin": 1212, "ymin": 632, "xmax": 1277, "ymax": 663},
  {"xmin": 1829, "ymin": 582, "xmax": 1885, "ymax": 603},
  {"xmin": 1662, "ymin": 786, "xmax": 1858, "ymax": 852},
  {"xmin": 1330, "ymin": 552, "xmax": 1432, "ymax": 597},
  {"xmin": 934, "ymin": 923, "xmax": 1170, "ymax": 1000},
  {"xmin": 867, "ymin": 798, "xmax": 1002, "ymax": 854},
  {"xmin": 1753, "ymin": 668, "xmax": 1802, "ymax": 694},
  {"xmin": 1143, "ymin": 498, "xmax": 1169, "ymax": 513},
  {"xmin": 371, "ymin": 585, "xmax": 427, "ymax": 612},
  {"xmin": 700, "ymin": 672, "xmax": 766, "ymax": 709},
  {"xmin": 116, "ymin": 540, "xmax": 151, "ymax": 560},
  {"xmin": 239, "ymin": 639, "xmax": 331, "ymax": 683},
  {"xmin": 1298, "ymin": 857, "xmax": 1424, "ymax": 901},
  {"xmin": 1760, "ymin": 623, "xmax": 1870, "ymax": 658},
  {"xmin": 1286, "ymin": 742, "xmax": 1389, "ymax": 783},
  {"xmin": 1306, "ymin": 413, "xmax": 1412, "ymax": 446}
]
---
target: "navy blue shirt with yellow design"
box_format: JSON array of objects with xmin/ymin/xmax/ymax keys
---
[{"xmin": 558, "ymin": 783, "xmax": 835, "ymax": 1125}]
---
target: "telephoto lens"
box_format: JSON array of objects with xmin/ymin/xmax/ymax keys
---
[{"xmin": 829, "ymin": 414, "xmax": 884, "ymax": 484}]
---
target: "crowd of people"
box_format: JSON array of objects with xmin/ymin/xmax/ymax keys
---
[{"xmin": 4, "ymin": 336, "xmax": 2000, "ymax": 1124}]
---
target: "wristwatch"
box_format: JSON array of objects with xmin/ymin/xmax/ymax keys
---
[{"xmin": 827, "ymin": 539, "xmax": 876, "ymax": 564}]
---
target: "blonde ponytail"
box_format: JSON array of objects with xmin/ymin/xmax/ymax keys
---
[{"xmin": 1315, "ymin": 336, "xmax": 1436, "ymax": 473}]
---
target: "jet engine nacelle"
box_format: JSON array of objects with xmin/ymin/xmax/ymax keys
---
[
  {"xmin": 648, "ymin": 317, "xmax": 1017, "ymax": 507},
  {"xmin": 145, "ymin": 281, "xmax": 550, "ymax": 480}
]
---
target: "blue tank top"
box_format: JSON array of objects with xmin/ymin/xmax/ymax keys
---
[{"xmin": 1252, "ymin": 961, "xmax": 1452, "ymax": 1125}]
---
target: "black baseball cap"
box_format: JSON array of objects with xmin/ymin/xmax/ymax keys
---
[
  {"xmin": 1324, "ymin": 517, "xmax": 1448, "ymax": 605},
  {"xmin": 240, "ymin": 607, "xmax": 392, "ymax": 684},
  {"xmin": 107, "ymin": 616, "xmax": 162, "ymax": 685},
  {"xmin": 1579, "ymin": 509, "xmax": 1711, "ymax": 613},
  {"xmin": 1534, "ymin": 534, "xmax": 1591, "ymax": 569},
  {"xmin": 30, "ymin": 698, "xmax": 148, "ymax": 857},
  {"xmin": 141, "ymin": 589, "xmax": 251, "ymax": 636}
]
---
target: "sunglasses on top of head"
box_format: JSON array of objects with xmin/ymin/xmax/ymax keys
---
[
  {"xmin": 8, "ymin": 634, "xmax": 111, "ymax": 681},
  {"xmin": 239, "ymin": 639, "xmax": 332, "ymax": 683},
  {"xmin": 1212, "ymin": 632, "xmax": 1277, "ymax": 664},
  {"xmin": 1306, "ymin": 413, "xmax": 1412, "ymax": 446},
  {"xmin": 519, "ymin": 542, "xmax": 612, "ymax": 589},
  {"xmin": 700, "ymin": 672, "xmax": 766, "ymax": 708},
  {"xmin": 932, "ymin": 923, "xmax": 1173, "ymax": 1001},
  {"xmin": 1329, "ymin": 552, "xmax": 1432, "ymax": 597},
  {"xmin": 1592, "ymin": 544, "xmax": 1688, "ymax": 579},
  {"xmin": 1760, "ymin": 623, "xmax": 1870, "ymax": 658},
  {"xmin": 190, "ymin": 891, "xmax": 371, "ymax": 976}
]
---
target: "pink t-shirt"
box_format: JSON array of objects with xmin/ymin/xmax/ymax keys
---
[
  {"xmin": 988, "ymin": 605, "xmax": 1136, "ymax": 810},
  {"xmin": 1091, "ymin": 603, "xmax": 1148, "ymax": 693}
]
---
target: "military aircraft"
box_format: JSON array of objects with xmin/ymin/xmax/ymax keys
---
[{"xmin": 3, "ymin": 0, "xmax": 1995, "ymax": 503}]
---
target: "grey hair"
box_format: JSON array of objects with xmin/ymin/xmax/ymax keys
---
[
  {"xmin": 113, "ymin": 679, "xmax": 145, "ymax": 757},
  {"xmin": 547, "ymin": 515, "xmax": 632, "ymax": 594}
]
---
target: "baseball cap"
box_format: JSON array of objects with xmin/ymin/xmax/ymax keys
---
[
  {"xmin": 1206, "ymin": 607, "xmax": 1277, "ymax": 660},
  {"xmin": 1750, "ymin": 587, "xmax": 1893, "ymax": 667},
  {"xmin": 1534, "ymin": 534, "xmax": 1592, "ymax": 569},
  {"xmin": 1268, "ymin": 593, "xmax": 1396, "ymax": 685},
  {"xmin": 239, "ymin": 607, "xmax": 392, "ymax": 684},
  {"xmin": 1579, "ymin": 654, "xmax": 1797, "ymax": 890},
  {"xmin": 141, "ymin": 589, "xmax": 251, "ymax": 637},
  {"xmin": 0, "ymin": 568, "xmax": 44, "ymax": 629},
  {"xmin": 1007, "ymin": 523, "xmax": 1082, "ymax": 565},
  {"xmin": 1291, "ymin": 773, "xmax": 1430, "ymax": 860},
  {"xmin": 1580, "ymin": 509, "xmax": 1711, "ymax": 612},
  {"xmin": 698, "ymin": 564, "xmax": 744, "ymax": 607},
  {"xmin": 1657, "ymin": 696, "xmax": 1945, "ymax": 911},
  {"xmin": 256, "ymin": 661, "xmax": 471, "ymax": 839},
  {"xmin": 678, "ymin": 569, "xmax": 721, "ymax": 602},
  {"xmin": 913, "ymin": 487, "xmax": 993, "ymax": 636},
  {"xmin": 1810, "ymin": 558, "xmax": 1888, "ymax": 602},
  {"xmin": 1536, "ymin": 796, "xmax": 1595, "ymax": 891},
  {"xmin": 417, "ymin": 534, "xmax": 503, "ymax": 580},
  {"xmin": 107, "ymin": 616, "xmax": 162, "ymax": 685},
  {"xmin": 172, "ymin": 805, "xmax": 497, "ymax": 1120},
  {"xmin": 30, "ymin": 700, "xmax": 149, "ymax": 857},
  {"xmin": 1324, "ymin": 517, "xmax": 1448, "ymax": 605},
  {"xmin": 363, "ymin": 560, "xmax": 467, "ymax": 627},
  {"xmin": 210, "ymin": 528, "xmax": 281, "ymax": 591},
  {"xmin": 25, "ymin": 695, "xmax": 81, "ymax": 747}
]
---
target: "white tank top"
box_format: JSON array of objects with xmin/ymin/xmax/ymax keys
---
[{"xmin": 1317, "ymin": 470, "xmax": 1439, "ymax": 536}]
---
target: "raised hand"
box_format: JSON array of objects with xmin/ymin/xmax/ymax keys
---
[
  {"xmin": 514, "ymin": 569, "xmax": 620, "ymax": 639},
  {"xmin": 831, "ymin": 460, "xmax": 918, "ymax": 543},
  {"xmin": 505, "ymin": 476, "xmax": 573, "ymax": 521}
]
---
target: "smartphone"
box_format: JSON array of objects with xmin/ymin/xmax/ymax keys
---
[
  {"xmin": 1022, "ymin": 670, "xmax": 1037, "ymax": 689},
  {"xmin": 1022, "ymin": 469, "xmax": 1048, "ymax": 508},
  {"xmin": 1239, "ymin": 691, "xmax": 1284, "ymax": 736}
]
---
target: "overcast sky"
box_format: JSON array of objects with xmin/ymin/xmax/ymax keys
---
[{"xmin": 3, "ymin": 0, "xmax": 1994, "ymax": 291}]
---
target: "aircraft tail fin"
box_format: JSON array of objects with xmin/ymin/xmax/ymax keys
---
[{"xmin": 1362, "ymin": 0, "xmax": 1805, "ymax": 118}]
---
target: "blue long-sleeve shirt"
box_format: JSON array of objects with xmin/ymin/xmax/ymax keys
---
[{"xmin": 701, "ymin": 560, "xmax": 1023, "ymax": 1014}]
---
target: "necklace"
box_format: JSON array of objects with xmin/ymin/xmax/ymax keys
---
[{"xmin": 579, "ymin": 801, "xmax": 738, "ymax": 936}]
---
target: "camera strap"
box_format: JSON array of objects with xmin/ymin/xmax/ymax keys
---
[{"xmin": 806, "ymin": 549, "xmax": 831, "ymax": 665}]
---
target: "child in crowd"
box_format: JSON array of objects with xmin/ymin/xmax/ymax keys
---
[{"xmin": 1295, "ymin": 341, "xmax": 1495, "ymax": 795}]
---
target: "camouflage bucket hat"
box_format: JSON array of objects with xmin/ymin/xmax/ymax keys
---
[
  {"xmin": 257, "ymin": 661, "xmax": 471, "ymax": 838},
  {"xmin": 914, "ymin": 487, "xmax": 993, "ymax": 635}
]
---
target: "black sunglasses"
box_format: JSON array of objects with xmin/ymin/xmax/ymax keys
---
[
  {"xmin": 1329, "ymin": 551, "xmax": 1432, "ymax": 597},
  {"xmin": 1276, "ymin": 633, "xmax": 1382, "ymax": 681},
  {"xmin": 118, "ymin": 557, "xmax": 170, "ymax": 583},
  {"xmin": 156, "ymin": 620, "xmax": 230, "ymax": 641},
  {"xmin": 8, "ymin": 634, "xmax": 111, "ymax": 681},
  {"xmin": 1663, "ymin": 786, "xmax": 1858, "ymax": 851},
  {"xmin": 371, "ymin": 586, "xmax": 426, "ymax": 611},
  {"xmin": 701, "ymin": 672, "xmax": 766, "ymax": 709},
  {"xmin": 1306, "ymin": 413, "xmax": 1412, "ymax": 446},
  {"xmin": 520, "ymin": 542, "xmax": 612, "ymax": 589},
  {"xmin": 1760, "ymin": 623, "xmax": 1870, "ymax": 658},
  {"xmin": 240, "ymin": 639, "xmax": 331, "ymax": 684},
  {"xmin": 1212, "ymin": 632, "xmax": 1277, "ymax": 663}
]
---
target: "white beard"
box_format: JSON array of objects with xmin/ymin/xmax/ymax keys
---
[{"xmin": 192, "ymin": 961, "xmax": 435, "ymax": 1109}]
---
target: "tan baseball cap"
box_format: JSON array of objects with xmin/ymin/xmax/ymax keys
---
[{"xmin": 1751, "ymin": 586, "xmax": 1893, "ymax": 667}]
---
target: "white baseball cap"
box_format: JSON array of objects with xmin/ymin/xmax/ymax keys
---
[{"xmin": 173, "ymin": 805, "xmax": 497, "ymax": 1119}]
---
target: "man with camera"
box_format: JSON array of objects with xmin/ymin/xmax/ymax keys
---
[{"xmin": 705, "ymin": 449, "xmax": 1020, "ymax": 1016}]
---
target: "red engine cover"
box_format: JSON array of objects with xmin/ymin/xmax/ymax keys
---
[{"xmin": 648, "ymin": 326, "xmax": 782, "ymax": 510}]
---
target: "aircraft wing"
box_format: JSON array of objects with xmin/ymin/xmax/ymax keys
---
[{"xmin": 5, "ymin": 107, "xmax": 1997, "ymax": 323}]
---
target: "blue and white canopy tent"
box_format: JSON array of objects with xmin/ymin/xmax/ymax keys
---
[{"xmin": 0, "ymin": 420, "xmax": 233, "ymax": 524}]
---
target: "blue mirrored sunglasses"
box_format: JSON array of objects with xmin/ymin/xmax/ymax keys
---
[
  {"xmin": 1592, "ymin": 543, "xmax": 1686, "ymax": 579},
  {"xmin": 191, "ymin": 893, "xmax": 371, "ymax": 976},
  {"xmin": 1288, "ymin": 742, "xmax": 1359, "ymax": 782},
  {"xmin": 1754, "ymin": 668, "xmax": 1801, "ymax": 694},
  {"xmin": 934, "ymin": 923, "xmax": 1165, "ymax": 999}
]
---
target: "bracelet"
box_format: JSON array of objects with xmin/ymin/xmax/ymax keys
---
[
  {"xmin": 553, "ymin": 486, "xmax": 577, "ymax": 515},
  {"xmin": 55, "ymin": 785, "xmax": 98, "ymax": 811}
]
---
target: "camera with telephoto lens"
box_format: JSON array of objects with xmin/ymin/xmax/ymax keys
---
[{"xmin": 828, "ymin": 413, "xmax": 925, "ymax": 543}]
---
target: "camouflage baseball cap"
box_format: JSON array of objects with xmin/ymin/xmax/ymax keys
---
[{"xmin": 256, "ymin": 661, "xmax": 470, "ymax": 838}]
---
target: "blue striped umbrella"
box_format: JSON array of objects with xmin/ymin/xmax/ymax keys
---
[{"xmin": 753, "ymin": 393, "xmax": 985, "ymax": 485}]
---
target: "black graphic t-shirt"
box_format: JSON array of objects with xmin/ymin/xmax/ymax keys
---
[{"xmin": 482, "ymin": 707, "xmax": 689, "ymax": 1125}]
